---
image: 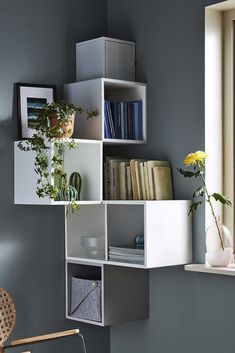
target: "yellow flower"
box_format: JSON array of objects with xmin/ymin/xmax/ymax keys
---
[{"xmin": 184, "ymin": 151, "xmax": 208, "ymax": 166}]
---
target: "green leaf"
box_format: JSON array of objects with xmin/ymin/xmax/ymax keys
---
[
  {"xmin": 177, "ymin": 168, "xmax": 196, "ymax": 178},
  {"xmin": 188, "ymin": 201, "xmax": 203, "ymax": 215},
  {"xmin": 211, "ymin": 193, "xmax": 232, "ymax": 206},
  {"xmin": 193, "ymin": 185, "xmax": 204, "ymax": 198}
]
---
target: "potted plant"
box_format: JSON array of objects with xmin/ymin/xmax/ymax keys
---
[
  {"xmin": 18, "ymin": 101, "xmax": 97, "ymax": 210},
  {"xmin": 178, "ymin": 150, "xmax": 233, "ymax": 267}
]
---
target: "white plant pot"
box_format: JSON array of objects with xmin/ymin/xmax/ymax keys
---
[{"xmin": 206, "ymin": 247, "xmax": 233, "ymax": 267}]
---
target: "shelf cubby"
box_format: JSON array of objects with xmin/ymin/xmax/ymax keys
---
[
  {"xmin": 14, "ymin": 139, "xmax": 102, "ymax": 205},
  {"xmin": 66, "ymin": 260, "xmax": 149, "ymax": 326},
  {"xmin": 66, "ymin": 204, "xmax": 106, "ymax": 261},
  {"xmin": 65, "ymin": 200, "xmax": 192, "ymax": 269},
  {"xmin": 64, "ymin": 78, "xmax": 147, "ymax": 144}
]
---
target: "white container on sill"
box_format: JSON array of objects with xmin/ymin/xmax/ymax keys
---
[{"xmin": 76, "ymin": 37, "xmax": 135, "ymax": 82}]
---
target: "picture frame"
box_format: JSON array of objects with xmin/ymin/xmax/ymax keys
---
[{"xmin": 17, "ymin": 83, "xmax": 56, "ymax": 139}]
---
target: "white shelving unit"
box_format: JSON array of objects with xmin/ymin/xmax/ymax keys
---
[
  {"xmin": 64, "ymin": 78, "xmax": 147, "ymax": 144},
  {"xmin": 65, "ymin": 201, "xmax": 191, "ymax": 269},
  {"xmin": 14, "ymin": 139, "xmax": 102, "ymax": 205},
  {"xmin": 14, "ymin": 77, "xmax": 192, "ymax": 326},
  {"xmin": 66, "ymin": 260, "xmax": 148, "ymax": 326}
]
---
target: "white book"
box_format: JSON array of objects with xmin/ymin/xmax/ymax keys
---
[
  {"xmin": 109, "ymin": 246, "xmax": 144, "ymax": 255},
  {"xmin": 139, "ymin": 162, "xmax": 146, "ymax": 200},
  {"xmin": 147, "ymin": 160, "xmax": 170, "ymax": 200},
  {"xmin": 119, "ymin": 162, "xmax": 129, "ymax": 200},
  {"xmin": 126, "ymin": 166, "xmax": 132, "ymax": 200},
  {"xmin": 144, "ymin": 162, "xmax": 150, "ymax": 200},
  {"xmin": 106, "ymin": 157, "xmax": 129, "ymax": 199},
  {"xmin": 113, "ymin": 162, "xmax": 120, "ymax": 200},
  {"xmin": 153, "ymin": 165, "xmax": 173, "ymax": 200}
]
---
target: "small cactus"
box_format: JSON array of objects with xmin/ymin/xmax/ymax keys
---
[{"xmin": 69, "ymin": 172, "xmax": 82, "ymax": 200}]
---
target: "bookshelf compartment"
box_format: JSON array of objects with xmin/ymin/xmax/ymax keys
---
[
  {"xmin": 66, "ymin": 261, "xmax": 149, "ymax": 326},
  {"xmin": 66, "ymin": 204, "xmax": 106, "ymax": 261},
  {"xmin": 107, "ymin": 204, "xmax": 145, "ymax": 265},
  {"xmin": 66, "ymin": 262, "xmax": 103, "ymax": 326},
  {"xmin": 64, "ymin": 78, "xmax": 146, "ymax": 144},
  {"xmin": 14, "ymin": 139, "xmax": 102, "ymax": 205}
]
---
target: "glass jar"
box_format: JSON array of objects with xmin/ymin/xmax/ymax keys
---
[{"xmin": 205, "ymin": 217, "xmax": 233, "ymax": 267}]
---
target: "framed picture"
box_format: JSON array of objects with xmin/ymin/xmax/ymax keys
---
[{"xmin": 17, "ymin": 83, "xmax": 56, "ymax": 139}]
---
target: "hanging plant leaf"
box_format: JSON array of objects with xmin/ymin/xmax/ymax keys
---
[
  {"xmin": 193, "ymin": 185, "xmax": 205, "ymax": 198},
  {"xmin": 188, "ymin": 201, "xmax": 203, "ymax": 215},
  {"xmin": 211, "ymin": 193, "xmax": 232, "ymax": 206},
  {"xmin": 177, "ymin": 168, "xmax": 196, "ymax": 178}
]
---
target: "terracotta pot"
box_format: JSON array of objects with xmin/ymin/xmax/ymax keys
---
[{"xmin": 49, "ymin": 113, "xmax": 75, "ymax": 138}]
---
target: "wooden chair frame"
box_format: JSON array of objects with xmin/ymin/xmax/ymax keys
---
[{"xmin": 1, "ymin": 329, "xmax": 86, "ymax": 353}]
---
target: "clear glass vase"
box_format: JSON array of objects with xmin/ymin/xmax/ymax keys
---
[{"xmin": 205, "ymin": 218, "xmax": 233, "ymax": 267}]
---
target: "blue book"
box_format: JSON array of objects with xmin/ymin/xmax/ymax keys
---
[
  {"xmin": 106, "ymin": 101, "xmax": 116, "ymax": 138},
  {"xmin": 111, "ymin": 101, "xmax": 120, "ymax": 139},
  {"xmin": 138, "ymin": 101, "xmax": 143, "ymax": 140},
  {"xmin": 120, "ymin": 102, "xmax": 125, "ymax": 139},
  {"xmin": 117, "ymin": 102, "xmax": 122, "ymax": 139},
  {"xmin": 132, "ymin": 100, "xmax": 143, "ymax": 140},
  {"xmin": 104, "ymin": 102, "xmax": 112, "ymax": 138},
  {"xmin": 127, "ymin": 102, "xmax": 133, "ymax": 139},
  {"xmin": 124, "ymin": 102, "xmax": 128, "ymax": 139}
]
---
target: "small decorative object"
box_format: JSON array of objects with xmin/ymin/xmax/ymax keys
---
[
  {"xmin": 58, "ymin": 175, "xmax": 78, "ymax": 202},
  {"xmin": 69, "ymin": 172, "xmax": 82, "ymax": 200},
  {"xmin": 0, "ymin": 288, "xmax": 16, "ymax": 347},
  {"xmin": 17, "ymin": 83, "xmax": 56, "ymax": 139},
  {"xmin": 59, "ymin": 185, "xmax": 78, "ymax": 202},
  {"xmin": 81, "ymin": 235, "xmax": 105, "ymax": 259},
  {"xmin": 178, "ymin": 150, "xmax": 232, "ymax": 267},
  {"xmin": 18, "ymin": 101, "xmax": 97, "ymax": 210},
  {"xmin": 135, "ymin": 234, "xmax": 144, "ymax": 249}
]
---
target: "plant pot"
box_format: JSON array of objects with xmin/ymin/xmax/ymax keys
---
[
  {"xmin": 205, "ymin": 219, "xmax": 233, "ymax": 267},
  {"xmin": 49, "ymin": 113, "xmax": 75, "ymax": 138}
]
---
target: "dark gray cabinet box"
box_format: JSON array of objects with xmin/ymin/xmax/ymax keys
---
[
  {"xmin": 71, "ymin": 276, "xmax": 102, "ymax": 322},
  {"xmin": 76, "ymin": 37, "xmax": 135, "ymax": 82}
]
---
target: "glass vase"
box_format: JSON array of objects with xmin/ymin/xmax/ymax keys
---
[{"xmin": 205, "ymin": 218, "xmax": 233, "ymax": 267}]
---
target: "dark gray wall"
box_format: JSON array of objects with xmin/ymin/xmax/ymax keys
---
[
  {"xmin": 0, "ymin": 1, "xmax": 109, "ymax": 353},
  {"xmin": 106, "ymin": 1, "xmax": 235, "ymax": 353}
]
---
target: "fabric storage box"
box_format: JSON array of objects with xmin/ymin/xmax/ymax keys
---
[
  {"xmin": 70, "ymin": 276, "xmax": 102, "ymax": 322},
  {"xmin": 76, "ymin": 37, "xmax": 135, "ymax": 82}
]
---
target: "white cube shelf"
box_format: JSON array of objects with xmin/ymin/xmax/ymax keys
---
[
  {"xmin": 14, "ymin": 139, "xmax": 102, "ymax": 205},
  {"xmin": 65, "ymin": 200, "xmax": 192, "ymax": 269},
  {"xmin": 64, "ymin": 78, "xmax": 147, "ymax": 144},
  {"xmin": 66, "ymin": 261, "xmax": 149, "ymax": 326}
]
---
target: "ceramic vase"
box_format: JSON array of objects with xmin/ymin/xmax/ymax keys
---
[{"xmin": 205, "ymin": 218, "xmax": 233, "ymax": 267}]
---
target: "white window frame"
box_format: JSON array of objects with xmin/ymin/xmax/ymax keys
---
[{"xmin": 205, "ymin": 1, "xmax": 235, "ymax": 246}]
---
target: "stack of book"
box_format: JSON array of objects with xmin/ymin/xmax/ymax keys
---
[
  {"xmin": 109, "ymin": 246, "xmax": 144, "ymax": 264},
  {"xmin": 104, "ymin": 100, "xmax": 143, "ymax": 140},
  {"xmin": 104, "ymin": 157, "xmax": 173, "ymax": 200}
]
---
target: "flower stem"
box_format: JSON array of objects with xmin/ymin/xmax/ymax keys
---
[{"xmin": 200, "ymin": 172, "xmax": 224, "ymax": 251}]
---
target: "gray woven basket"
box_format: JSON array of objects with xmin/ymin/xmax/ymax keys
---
[{"xmin": 71, "ymin": 277, "xmax": 102, "ymax": 322}]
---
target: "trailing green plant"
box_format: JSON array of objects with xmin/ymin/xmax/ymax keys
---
[{"xmin": 18, "ymin": 100, "xmax": 97, "ymax": 211}]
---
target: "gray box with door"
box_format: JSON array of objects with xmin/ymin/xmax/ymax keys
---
[{"xmin": 76, "ymin": 37, "xmax": 135, "ymax": 82}]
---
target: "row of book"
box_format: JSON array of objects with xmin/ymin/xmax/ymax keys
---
[
  {"xmin": 104, "ymin": 100, "xmax": 143, "ymax": 140},
  {"xmin": 109, "ymin": 246, "xmax": 144, "ymax": 264},
  {"xmin": 104, "ymin": 157, "xmax": 173, "ymax": 200}
]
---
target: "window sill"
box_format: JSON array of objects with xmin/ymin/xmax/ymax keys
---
[{"xmin": 185, "ymin": 264, "xmax": 235, "ymax": 276}]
